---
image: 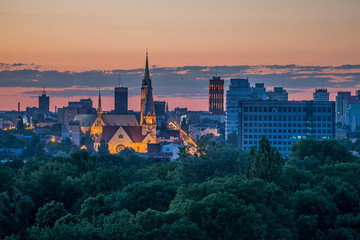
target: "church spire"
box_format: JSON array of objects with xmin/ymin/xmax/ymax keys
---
[
  {"xmin": 143, "ymin": 79, "xmax": 155, "ymax": 116},
  {"xmin": 97, "ymin": 91, "xmax": 102, "ymax": 114},
  {"xmin": 143, "ymin": 50, "xmax": 150, "ymax": 86}
]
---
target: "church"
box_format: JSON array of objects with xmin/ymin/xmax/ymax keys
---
[{"xmin": 93, "ymin": 53, "xmax": 157, "ymax": 153}]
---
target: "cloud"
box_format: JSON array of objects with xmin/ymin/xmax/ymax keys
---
[{"xmin": 1, "ymin": 64, "xmax": 360, "ymax": 101}]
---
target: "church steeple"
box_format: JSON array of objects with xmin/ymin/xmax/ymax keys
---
[
  {"xmin": 97, "ymin": 91, "xmax": 102, "ymax": 115},
  {"xmin": 140, "ymin": 50, "xmax": 151, "ymax": 125},
  {"xmin": 143, "ymin": 50, "xmax": 150, "ymax": 86},
  {"xmin": 142, "ymin": 78, "xmax": 156, "ymax": 137},
  {"xmin": 143, "ymin": 79, "xmax": 155, "ymax": 117}
]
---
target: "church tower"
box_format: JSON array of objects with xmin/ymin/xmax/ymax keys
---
[
  {"xmin": 142, "ymin": 77, "xmax": 156, "ymax": 138},
  {"xmin": 140, "ymin": 51, "xmax": 150, "ymax": 125}
]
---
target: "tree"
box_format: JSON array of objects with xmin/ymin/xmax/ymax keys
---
[
  {"xmin": 179, "ymin": 145, "xmax": 246, "ymax": 183},
  {"xmin": 35, "ymin": 143, "xmax": 44, "ymax": 158},
  {"xmin": 227, "ymin": 131, "xmax": 238, "ymax": 146},
  {"xmin": 110, "ymin": 181, "xmax": 177, "ymax": 213},
  {"xmin": 50, "ymin": 123, "xmax": 62, "ymax": 137},
  {"xmin": 246, "ymin": 137, "xmax": 282, "ymax": 183},
  {"xmin": 35, "ymin": 201, "xmax": 68, "ymax": 228},
  {"xmin": 290, "ymin": 139, "xmax": 354, "ymax": 164},
  {"xmin": 0, "ymin": 192, "xmax": 34, "ymax": 239},
  {"xmin": 98, "ymin": 138, "xmax": 110, "ymax": 155}
]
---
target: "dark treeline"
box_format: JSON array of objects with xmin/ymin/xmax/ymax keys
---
[{"xmin": 1, "ymin": 137, "xmax": 360, "ymax": 240}]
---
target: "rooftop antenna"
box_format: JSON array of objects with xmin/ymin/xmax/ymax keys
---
[
  {"xmin": 42, "ymin": 87, "xmax": 46, "ymax": 95},
  {"xmin": 215, "ymin": 66, "xmax": 218, "ymax": 77},
  {"xmin": 321, "ymin": 79, "xmax": 324, "ymax": 89}
]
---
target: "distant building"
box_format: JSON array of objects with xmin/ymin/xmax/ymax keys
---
[
  {"xmin": 154, "ymin": 101, "xmax": 166, "ymax": 127},
  {"xmin": 251, "ymin": 83, "xmax": 267, "ymax": 100},
  {"xmin": 39, "ymin": 90, "xmax": 49, "ymax": 113},
  {"xmin": 114, "ymin": 86, "xmax": 128, "ymax": 114},
  {"xmin": 335, "ymin": 91, "xmax": 360, "ymax": 131},
  {"xmin": 58, "ymin": 98, "xmax": 95, "ymax": 126},
  {"xmin": 62, "ymin": 121, "xmax": 81, "ymax": 146},
  {"xmin": 266, "ymin": 87, "xmax": 288, "ymax": 101},
  {"xmin": 209, "ymin": 76, "xmax": 224, "ymax": 115},
  {"xmin": 154, "ymin": 101, "xmax": 166, "ymax": 116},
  {"xmin": 225, "ymin": 78, "xmax": 252, "ymax": 139},
  {"xmin": 238, "ymin": 100, "xmax": 335, "ymax": 156},
  {"xmin": 162, "ymin": 143, "xmax": 181, "ymax": 160},
  {"xmin": 313, "ymin": 88, "xmax": 329, "ymax": 101}
]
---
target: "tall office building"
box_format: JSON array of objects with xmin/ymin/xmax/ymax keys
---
[
  {"xmin": 39, "ymin": 90, "xmax": 49, "ymax": 113},
  {"xmin": 313, "ymin": 88, "xmax": 329, "ymax": 101},
  {"xmin": 114, "ymin": 86, "xmax": 128, "ymax": 114},
  {"xmin": 225, "ymin": 78, "xmax": 251, "ymax": 139},
  {"xmin": 238, "ymin": 100, "xmax": 335, "ymax": 156},
  {"xmin": 209, "ymin": 76, "xmax": 224, "ymax": 115}
]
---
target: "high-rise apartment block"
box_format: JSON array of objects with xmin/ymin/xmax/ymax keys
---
[
  {"xmin": 114, "ymin": 86, "xmax": 128, "ymax": 114},
  {"xmin": 39, "ymin": 91, "xmax": 49, "ymax": 113},
  {"xmin": 209, "ymin": 76, "xmax": 224, "ymax": 115}
]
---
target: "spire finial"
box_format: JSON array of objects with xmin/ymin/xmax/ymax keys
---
[{"xmin": 97, "ymin": 91, "xmax": 102, "ymax": 114}]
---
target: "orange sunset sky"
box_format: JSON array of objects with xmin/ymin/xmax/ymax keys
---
[{"xmin": 1, "ymin": 0, "xmax": 360, "ymax": 111}]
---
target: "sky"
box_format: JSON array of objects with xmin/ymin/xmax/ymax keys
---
[{"xmin": 0, "ymin": 0, "xmax": 360, "ymax": 111}]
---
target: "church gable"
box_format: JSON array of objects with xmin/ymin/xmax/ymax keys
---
[
  {"xmin": 107, "ymin": 127, "xmax": 135, "ymax": 154},
  {"xmin": 108, "ymin": 127, "xmax": 134, "ymax": 145},
  {"xmin": 142, "ymin": 132, "xmax": 156, "ymax": 144},
  {"xmin": 90, "ymin": 115, "xmax": 105, "ymax": 136}
]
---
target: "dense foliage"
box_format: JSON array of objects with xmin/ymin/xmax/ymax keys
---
[{"xmin": 1, "ymin": 137, "xmax": 360, "ymax": 239}]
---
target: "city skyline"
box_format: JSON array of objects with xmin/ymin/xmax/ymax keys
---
[
  {"xmin": 1, "ymin": 0, "xmax": 359, "ymax": 111},
  {"xmin": 1, "ymin": 63, "xmax": 360, "ymax": 111}
]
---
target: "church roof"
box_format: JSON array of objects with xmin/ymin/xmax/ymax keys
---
[
  {"xmin": 75, "ymin": 114, "xmax": 139, "ymax": 127},
  {"xmin": 102, "ymin": 114, "xmax": 139, "ymax": 126},
  {"xmin": 97, "ymin": 126, "xmax": 120, "ymax": 142},
  {"xmin": 122, "ymin": 126, "xmax": 146, "ymax": 142}
]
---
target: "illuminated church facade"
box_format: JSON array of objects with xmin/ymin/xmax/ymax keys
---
[{"xmin": 92, "ymin": 53, "xmax": 157, "ymax": 153}]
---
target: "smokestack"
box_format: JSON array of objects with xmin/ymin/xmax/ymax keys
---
[{"xmin": 18, "ymin": 102, "xmax": 20, "ymax": 112}]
